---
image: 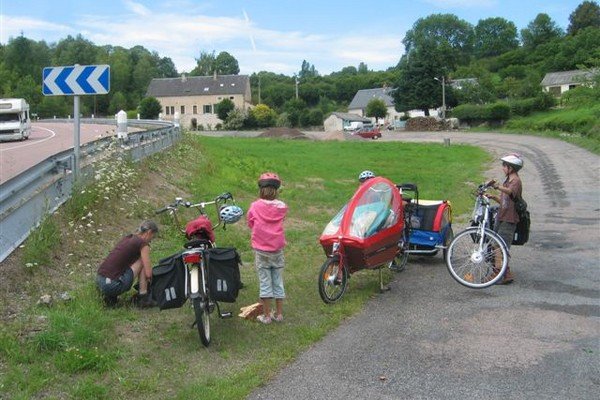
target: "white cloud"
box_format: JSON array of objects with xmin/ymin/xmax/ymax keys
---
[
  {"xmin": 1, "ymin": 4, "xmax": 405, "ymax": 75},
  {"xmin": 0, "ymin": 15, "xmax": 72, "ymax": 43}
]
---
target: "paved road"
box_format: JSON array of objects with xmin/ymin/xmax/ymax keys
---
[
  {"xmin": 248, "ymin": 131, "xmax": 600, "ymax": 400},
  {"xmin": 0, "ymin": 122, "xmax": 139, "ymax": 183}
]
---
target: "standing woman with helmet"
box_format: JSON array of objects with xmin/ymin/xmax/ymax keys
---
[
  {"xmin": 247, "ymin": 172, "xmax": 288, "ymax": 324},
  {"xmin": 486, "ymin": 153, "xmax": 524, "ymax": 284}
]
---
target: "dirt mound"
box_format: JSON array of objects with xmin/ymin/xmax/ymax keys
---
[{"xmin": 259, "ymin": 127, "xmax": 309, "ymax": 139}]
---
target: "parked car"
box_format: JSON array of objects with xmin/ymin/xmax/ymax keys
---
[{"xmin": 352, "ymin": 126, "xmax": 382, "ymax": 139}]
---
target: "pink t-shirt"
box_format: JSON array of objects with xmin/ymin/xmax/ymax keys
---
[{"xmin": 247, "ymin": 198, "xmax": 288, "ymax": 252}]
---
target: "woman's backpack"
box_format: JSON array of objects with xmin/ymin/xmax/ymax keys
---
[{"xmin": 512, "ymin": 194, "xmax": 530, "ymax": 245}]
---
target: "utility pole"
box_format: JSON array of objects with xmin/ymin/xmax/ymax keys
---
[
  {"xmin": 434, "ymin": 76, "xmax": 446, "ymax": 120},
  {"xmin": 258, "ymin": 73, "xmax": 261, "ymax": 104},
  {"xmin": 295, "ymin": 76, "xmax": 299, "ymax": 100}
]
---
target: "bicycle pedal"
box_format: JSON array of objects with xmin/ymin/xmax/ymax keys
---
[{"xmin": 220, "ymin": 312, "xmax": 233, "ymax": 319}]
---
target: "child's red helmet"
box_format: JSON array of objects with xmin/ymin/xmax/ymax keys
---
[{"xmin": 258, "ymin": 172, "xmax": 281, "ymax": 189}]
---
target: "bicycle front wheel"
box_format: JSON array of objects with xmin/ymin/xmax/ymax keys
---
[
  {"xmin": 445, "ymin": 227, "xmax": 508, "ymax": 289},
  {"xmin": 318, "ymin": 257, "xmax": 348, "ymax": 304},
  {"xmin": 389, "ymin": 229, "xmax": 409, "ymax": 272},
  {"xmin": 193, "ymin": 297, "xmax": 211, "ymax": 346}
]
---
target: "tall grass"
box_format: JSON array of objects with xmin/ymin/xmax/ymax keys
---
[{"xmin": 1, "ymin": 134, "xmax": 489, "ymax": 399}]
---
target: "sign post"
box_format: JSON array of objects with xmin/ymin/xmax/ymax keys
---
[{"xmin": 42, "ymin": 64, "xmax": 110, "ymax": 181}]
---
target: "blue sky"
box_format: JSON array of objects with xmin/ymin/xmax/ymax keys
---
[{"xmin": 0, "ymin": 0, "xmax": 586, "ymax": 75}]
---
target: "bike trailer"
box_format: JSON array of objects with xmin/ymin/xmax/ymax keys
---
[
  {"xmin": 409, "ymin": 200, "xmax": 452, "ymax": 248},
  {"xmin": 150, "ymin": 251, "xmax": 189, "ymax": 310},
  {"xmin": 319, "ymin": 177, "xmax": 405, "ymax": 271},
  {"xmin": 207, "ymin": 248, "xmax": 242, "ymax": 303}
]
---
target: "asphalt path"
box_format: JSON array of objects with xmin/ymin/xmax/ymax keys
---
[
  {"xmin": 246, "ymin": 131, "xmax": 600, "ymax": 400},
  {"xmin": 0, "ymin": 122, "xmax": 139, "ymax": 183}
]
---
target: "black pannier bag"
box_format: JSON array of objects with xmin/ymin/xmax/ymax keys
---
[
  {"xmin": 513, "ymin": 209, "xmax": 530, "ymax": 245},
  {"xmin": 511, "ymin": 194, "xmax": 530, "ymax": 246},
  {"xmin": 150, "ymin": 251, "xmax": 188, "ymax": 310},
  {"xmin": 207, "ymin": 248, "xmax": 241, "ymax": 303}
]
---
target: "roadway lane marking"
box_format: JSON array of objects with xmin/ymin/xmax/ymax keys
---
[{"xmin": 0, "ymin": 127, "xmax": 57, "ymax": 152}]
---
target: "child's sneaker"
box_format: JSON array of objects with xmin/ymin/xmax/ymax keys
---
[
  {"xmin": 270, "ymin": 312, "xmax": 284, "ymax": 322},
  {"xmin": 256, "ymin": 314, "xmax": 271, "ymax": 324}
]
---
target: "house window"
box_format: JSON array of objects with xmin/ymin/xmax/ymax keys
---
[
  {"xmin": 548, "ymin": 86, "xmax": 561, "ymax": 96},
  {"xmin": 180, "ymin": 105, "xmax": 185, "ymax": 114},
  {"xmin": 170, "ymin": 106, "xmax": 175, "ymax": 115},
  {"xmin": 204, "ymin": 87, "xmax": 209, "ymax": 92},
  {"xmin": 193, "ymin": 105, "xmax": 198, "ymax": 114},
  {"xmin": 165, "ymin": 106, "xmax": 170, "ymax": 115},
  {"xmin": 203, "ymin": 105, "xmax": 212, "ymax": 114},
  {"xmin": 230, "ymin": 96, "xmax": 234, "ymax": 100}
]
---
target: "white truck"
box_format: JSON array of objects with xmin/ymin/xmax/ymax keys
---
[{"xmin": 0, "ymin": 98, "xmax": 31, "ymax": 141}]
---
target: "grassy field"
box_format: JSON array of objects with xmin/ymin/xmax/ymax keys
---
[
  {"xmin": 496, "ymin": 106, "xmax": 600, "ymax": 154},
  {"xmin": 0, "ymin": 134, "xmax": 490, "ymax": 399}
]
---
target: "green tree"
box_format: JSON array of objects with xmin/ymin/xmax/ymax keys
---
[
  {"xmin": 191, "ymin": 51, "xmax": 216, "ymax": 76},
  {"xmin": 520, "ymin": 13, "xmax": 564, "ymax": 49},
  {"xmin": 568, "ymin": 1, "xmax": 600, "ymax": 35},
  {"xmin": 474, "ymin": 18, "xmax": 519, "ymax": 58},
  {"xmin": 216, "ymin": 98, "xmax": 235, "ymax": 120},
  {"xmin": 156, "ymin": 56, "xmax": 178, "ymax": 77},
  {"xmin": 52, "ymin": 34, "xmax": 99, "ymax": 66},
  {"xmin": 138, "ymin": 97, "xmax": 162, "ymax": 119},
  {"xmin": 250, "ymin": 104, "xmax": 277, "ymax": 127},
  {"xmin": 403, "ymin": 14, "xmax": 474, "ymax": 68},
  {"xmin": 108, "ymin": 91, "xmax": 128, "ymax": 115},
  {"xmin": 214, "ymin": 51, "xmax": 240, "ymax": 75},
  {"xmin": 132, "ymin": 53, "xmax": 158, "ymax": 102},
  {"xmin": 365, "ymin": 98, "xmax": 388, "ymax": 123},
  {"xmin": 393, "ymin": 46, "xmax": 445, "ymax": 116},
  {"xmin": 2, "ymin": 35, "xmax": 50, "ymax": 79},
  {"xmin": 299, "ymin": 60, "xmax": 319, "ymax": 80}
]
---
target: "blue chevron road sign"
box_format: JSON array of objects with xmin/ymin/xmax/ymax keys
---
[{"xmin": 42, "ymin": 64, "xmax": 110, "ymax": 96}]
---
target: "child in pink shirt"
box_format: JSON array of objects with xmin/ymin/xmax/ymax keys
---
[{"xmin": 247, "ymin": 172, "xmax": 288, "ymax": 324}]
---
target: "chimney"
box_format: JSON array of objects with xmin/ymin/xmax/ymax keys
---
[
  {"xmin": 181, "ymin": 73, "xmax": 187, "ymax": 83},
  {"xmin": 213, "ymin": 70, "xmax": 217, "ymax": 81}
]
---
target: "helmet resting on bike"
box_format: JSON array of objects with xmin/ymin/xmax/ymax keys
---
[
  {"xmin": 258, "ymin": 172, "xmax": 281, "ymax": 189},
  {"xmin": 358, "ymin": 170, "xmax": 375, "ymax": 183},
  {"xmin": 500, "ymin": 153, "xmax": 523, "ymax": 171},
  {"xmin": 219, "ymin": 205, "xmax": 244, "ymax": 224}
]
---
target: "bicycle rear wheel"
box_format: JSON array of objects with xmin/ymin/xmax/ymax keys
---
[
  {"xmin": 318, "ymin": 257, "xmax": 348, "ymax": 304},
  {"xmin": 445, "ymin": 227, "xmax": 508, "ymax": 288},
  {"xmin": 193, "ymin": 297, "xmax": 211, "ymax": 346}
]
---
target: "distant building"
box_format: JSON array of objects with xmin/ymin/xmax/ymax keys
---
[
  {"xmin": 450, "ymin": 78, "xmax": 478, "ymax": 90},
  {"xmin": 541, "ymin": 69, "xmax": 597, "ymax": 96},
  {"xmin": 348, "ymin": 87, "xmax": 403, "ymax": 125},
  {"xmin": 146, "ymin": 73, "xmax": 251, "ymax": 129},
  {"xmin": 323, "ymin": 112, "xmax": 371, "ymax": 132}
]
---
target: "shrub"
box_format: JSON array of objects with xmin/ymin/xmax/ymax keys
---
[{"xmin": 453, "ymin": 102, "xmax": 510, "ymax": 124}]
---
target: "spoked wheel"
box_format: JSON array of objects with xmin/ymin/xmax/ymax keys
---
[
  {"xmin": 442, "ymin": 225, "xmax": 454, "ymax": 261},
  {"xmin": 318, "ymin": 257, "xmax": 349, "ymax": 304},
  {"xmin": 193, "ymin": 297, "xmax": 211, "ymax": 346},
  {"xmin": 445, "ymin": 227, "xmax": 508, "ymax": 288}
]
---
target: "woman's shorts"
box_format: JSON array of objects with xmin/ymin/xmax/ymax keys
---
[
  {"xmin": 495, "ymin": 221, "xmax": 517, "ymax": 250},
  {"xmin": 96, "ymin": 268, "xmax": 134, "ymax": 296}
]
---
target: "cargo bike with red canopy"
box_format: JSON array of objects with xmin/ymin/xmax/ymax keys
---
[{"xmin": 317, "ymin": 177, "xmax": 453, "ymax": 304}]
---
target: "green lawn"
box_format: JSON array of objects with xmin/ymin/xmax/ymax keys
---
[{"xmin": 0, "ymin": 134, "xmax": 489, "ymax": 399}]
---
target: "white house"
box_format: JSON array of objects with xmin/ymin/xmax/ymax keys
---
[
  {"xmin": 541, "ymin": 69, "xmax": 596, "ymax": 96},
  {"xmin": 146, "ymin": 73, "xmax": 252, "ymax": 129}
]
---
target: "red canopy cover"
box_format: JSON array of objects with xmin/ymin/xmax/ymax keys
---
[{"xmin": 319, "ymin": 176, "xmax": 404, "ymax": 251}]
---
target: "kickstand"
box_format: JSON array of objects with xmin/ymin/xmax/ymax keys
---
[{"xmin": 379, "ymin": 267, "xmax": 391, "ymax": 293}]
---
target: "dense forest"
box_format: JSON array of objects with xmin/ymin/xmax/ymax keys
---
[{"xmin": 0, "ymin": 1, "xmax": 598, "ymax": 127}]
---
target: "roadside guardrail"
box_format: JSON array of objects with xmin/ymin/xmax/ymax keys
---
[{"xmin": 0, "ymin": 119, "xmax": 180, "ymax": 263}]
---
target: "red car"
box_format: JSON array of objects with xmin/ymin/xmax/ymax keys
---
[{"xmin": 353, "ymin": 126, "xmax": 382, "ymax": 139}]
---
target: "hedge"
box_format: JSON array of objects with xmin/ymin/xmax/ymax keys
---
[{"xmin": 453, "ymin": 102, "xmax": 510, "ymax": 123}]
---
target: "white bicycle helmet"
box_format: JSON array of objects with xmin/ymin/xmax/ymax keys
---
[
  {"xmin": 500, "ymin": 153, "xmax": 523, "ymax": 171},
  {"xmin": 219, "ymin": 205, "xmax": 244, "ymax": 224},
  {"xmin": 358, "ymin": 170, "xmax": 375, "ymax": 183}
]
